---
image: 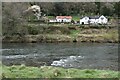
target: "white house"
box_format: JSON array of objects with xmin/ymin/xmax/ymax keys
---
[
  {"xmin": 56, "ymin": 16, "xmax": 72, "ymax": 22},
  {"xmin": 80, "ymin": 15, "xmax": 108, "ymax": 25},
  {"xmin": 80, "ymin": 16, "xmax": 90, "ymax": 24},
  {"xmin": 97, "ymin": 15, "xmax": 108, "ymax": 24}
]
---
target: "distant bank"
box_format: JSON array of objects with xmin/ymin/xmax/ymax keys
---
[{"xmin": 2, "ymin": 24, "xmax": 119, "ymax": 43}]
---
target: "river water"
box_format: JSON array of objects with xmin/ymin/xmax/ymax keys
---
[{"xmin": 2, "ymin": 43, "xmax": 118, "ymax": 70}]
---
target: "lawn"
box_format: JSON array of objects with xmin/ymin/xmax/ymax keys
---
[
  {"xmin": 1, "ymin": 64, "xmax": 119, "ymax": 78},
  {"xmin": 72, "ymin": 16, "xmax": 80, "ymax": 21}
]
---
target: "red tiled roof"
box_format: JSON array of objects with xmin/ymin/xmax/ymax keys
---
[{"xmin": 56, "ymin": 16, "xmax": 72, "ymax": 19}]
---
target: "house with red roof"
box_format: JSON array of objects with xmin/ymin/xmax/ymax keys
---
[{"xmin": 56, "ymin": 16, "xmax": 72, "ymax": 22}]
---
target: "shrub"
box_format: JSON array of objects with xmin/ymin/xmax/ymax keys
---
[{"xmin": 27, "ymin": 26, "xmax": 39, "ymax": 35}]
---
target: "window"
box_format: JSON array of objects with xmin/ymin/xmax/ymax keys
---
[
  {"xmin": 101, "ymin": 17, "xmax": 104, "ymax": 20},
  {"xmin": 85, "ymin": 17, "xmax": 88, "ymax": 20}
]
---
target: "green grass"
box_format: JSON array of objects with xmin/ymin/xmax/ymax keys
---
[
  {"xmin": 70, "ymin": 30, "xmax": 80, "ymax": 38},
  {"xmin": 102, "ymin": 29, "xmax": 118, "ymax": 42},
  {"xmin": 72, "ymin": 16, "xmax": 80, "ymax": 21},
  {"xmin": 1, "ymin": 64, "xmax": 119, "ymax": 78},
  {"xmin": 47, "ymin": 16, "xmax": 55, "ymax": 19}
]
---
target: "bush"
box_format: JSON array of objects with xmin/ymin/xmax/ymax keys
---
[{"xmin": 27, "ymin": 26, "xmax": 39, "ymax": 35}]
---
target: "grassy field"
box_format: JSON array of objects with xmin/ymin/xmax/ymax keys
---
[
  {"xmin": 72, "ymin": 16, "xmax": 80, "ymax": 21},
  {"xmin": 47, "ymin": 16, "xmax": 56, "ymax": 19},
  {"xmin": 1, "ymin": 64, "xmax": 119, "ymax": 78}
]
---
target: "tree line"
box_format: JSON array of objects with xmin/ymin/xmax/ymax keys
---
[{"xmin": 37, "ymin": 2, "xmax": 120, "ymax": 16}]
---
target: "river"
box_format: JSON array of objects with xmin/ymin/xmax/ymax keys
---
[{"xmin": 2, "ymin": 43, "xmax": 118, "ymax": 71}]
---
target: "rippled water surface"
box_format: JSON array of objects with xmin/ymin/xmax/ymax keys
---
[{"xmin": 2, "ymin": 43, "xmax": 118, "ymax": 70}]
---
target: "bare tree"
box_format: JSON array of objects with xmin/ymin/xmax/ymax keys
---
[{"xmin": 2, "ymin": 2, "xmax": 29, "ymax": 36}]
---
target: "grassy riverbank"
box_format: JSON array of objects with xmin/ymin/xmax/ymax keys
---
[
  {"xmin": 2, "ymin": 24, "xmax": 118, "ymax": 43},
  {"xmin": 1, "ymin": 64, "xmax": 119, "ymax": 78}
]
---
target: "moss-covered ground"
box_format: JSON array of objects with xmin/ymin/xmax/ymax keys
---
[{"xmin": 1, "ymin": 64, "xmax": 119, "ymax": 78}]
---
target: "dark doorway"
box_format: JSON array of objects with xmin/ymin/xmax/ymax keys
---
[{"xmin": 82, "ymin": 22, "xmax": 84, "ymax": 25}]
